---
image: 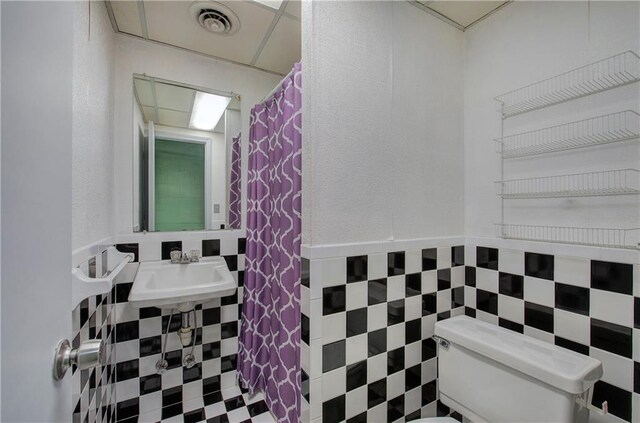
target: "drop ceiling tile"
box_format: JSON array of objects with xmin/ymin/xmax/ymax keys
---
[
  {"xmin": 155, "ymin": 82, "xmax": 195, "ymax": 113},
  {"xmin": 255, "ymin": 15, "xmax": 301, "ymax": 75},
  {"xmin": 157, "ymin": 109, "xmax": 191, "ymax": 128},
  {"xmin": 134, "ymin": 78, "xmax": 154, "ymax": 106},
  {"xmin": 428, "ymin": 1, "xmax": 505, "ymax": 27},
  {"xmin": 253, "ymin": 0, "xmax": 284, "ymax": 11},
  {"xmin": 284, "ymin": 0, "xmax": 301, "ymax": 19},
  {"xmin": 109, "ymin": 1, "xmax": 144, "ymax": 37},
  {"xmin": 143, "ymin": 1, "xmax": 276, "ymax": 65}
]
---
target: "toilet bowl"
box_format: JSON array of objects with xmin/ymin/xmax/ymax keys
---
[{"xmin": 413, "ymin": 316, "xmax": 604, "ymax": 423}]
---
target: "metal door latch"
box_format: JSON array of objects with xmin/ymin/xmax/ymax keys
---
[{"xmin": 53, "ymin": 339, "xmax": 104, "ymax": 380}]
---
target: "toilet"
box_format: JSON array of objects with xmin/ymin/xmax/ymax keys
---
[{"xmin": 415, "ymin": 316, "xmax": 605, "ymax": 423}]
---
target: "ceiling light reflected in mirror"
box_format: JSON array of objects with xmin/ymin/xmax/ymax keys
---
[
  {"xmin": 190, "ymin": 92, "xmax": 232, "ymax": 131},
  {"xmin": 132, "ymin": 75, "xmax": 240, "ymax": 133}
]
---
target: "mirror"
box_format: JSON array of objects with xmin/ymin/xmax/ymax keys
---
[
  {"xmin": 132, "ymin": 75, "xmax": 242, "ymax": 232},
  {"xmin": 109, "ymin": 0, "xmax": 301, "ymax": 234}
]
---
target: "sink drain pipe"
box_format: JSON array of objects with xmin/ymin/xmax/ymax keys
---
[
  {"xmin": 156, "ymin": 309, "xmax": 198, "ymax": 374},
  {"xmin": 179, "ymin": 311, "xmax": 193, "ymax": 347}
]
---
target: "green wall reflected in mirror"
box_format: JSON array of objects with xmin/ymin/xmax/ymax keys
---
[{"xmin": 154, "ymin": 138, "xmax": 205, "ymax": 231}]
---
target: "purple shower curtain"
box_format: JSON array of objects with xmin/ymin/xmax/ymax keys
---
[
  {"xmin": 228, "ymin": 132, "xmax": 242, "ymax": 229},
  {"xmin": 237, "ymin": 63, "xmax": 302, "ymax": 422}
]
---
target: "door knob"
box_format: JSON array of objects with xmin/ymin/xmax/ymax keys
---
[{"xmin": 53, "ymin": 339, "xmax": 104, "ymax": 380}]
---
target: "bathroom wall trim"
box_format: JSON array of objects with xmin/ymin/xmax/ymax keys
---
[
  {"xmin": 302, "ymin": 236, "xmax": 638, "ymax": 263},
  {"xmin": 72, "ymin": 229, "xmax": 247, "ymax": 268},
  {"xmin": 78, "ymin": 235, "xmax": 635, "ymax": 269},
  {"xmin": 466, "ymin": 236, "xmax": 639, "ymax": 264},
  {"xmin": 115, "ymin": 229, "xmax": 246, "ymax": 243},
  {"xmin": 301, "ymin": 236, "xmax": 466, "ymax": 260}
]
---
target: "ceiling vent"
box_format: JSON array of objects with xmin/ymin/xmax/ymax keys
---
[{"xmin": 190, "ymin": 2, "xmax": 240, "ymax": 36}]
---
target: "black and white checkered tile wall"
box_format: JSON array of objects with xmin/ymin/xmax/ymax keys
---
[
  {"xmin": 464, "ymin": 244, "xmax": 638, "ymax": 422},
  {"xmin": 69, "ymin": 236, "xmax": 275, "ymax": 423},
  {"xmin": 300, "ymin": 245, "xmax": 467, "ymax": 423},
  {"xmin": 111, "ymin": 237, "xmax": 275, "ymax": 423},
  {"xmin": 74, "ymin": 237, "xmax": 637, "ymax": 423},
  {"xmin": 72, "ymin": 253, "xmax": 119, "ymax": 423},
  {"xmin": 301, "ymin": 242, "xmax": 639, "ymax": 423}
]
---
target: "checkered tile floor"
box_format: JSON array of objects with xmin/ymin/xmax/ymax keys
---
[{"xmin": 136, "ymin": 387, "xmax": 276, "ymax": 423}]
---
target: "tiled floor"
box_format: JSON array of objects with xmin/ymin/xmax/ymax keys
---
[{"xmin": 137, "ymin": 387, "xmax": 277, "ymax": 423}]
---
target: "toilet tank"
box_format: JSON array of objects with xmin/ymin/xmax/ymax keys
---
[{"xmin": 434, "ymin": 316, "xmax": 603, "ymax": 423}]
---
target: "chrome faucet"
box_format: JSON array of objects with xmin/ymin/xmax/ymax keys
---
[{"xmin": 170, "ymin": 250, "xmax": 200, "ymax": 264}]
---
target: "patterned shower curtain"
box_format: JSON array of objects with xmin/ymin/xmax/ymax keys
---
[
  {"xmin": 228, "ymin": 132, "xmax": 242, "ymax": 229},
  {"xmin": 237, "ymin": 63, "xmax": 302, "ymax": 422}
]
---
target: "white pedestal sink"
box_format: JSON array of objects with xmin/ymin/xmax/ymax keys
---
[{"xmin": 128, "ymin": 256, "xmax": 237, "ymax": 312}]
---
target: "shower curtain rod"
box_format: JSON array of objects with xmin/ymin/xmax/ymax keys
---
[{"xmin": 260, "ymin": 66, "xmax": 297, "ymax": 104}]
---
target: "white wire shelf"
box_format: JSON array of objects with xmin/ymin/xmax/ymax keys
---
[
  {"xmin": 495, "ymin": 169, "xmax": 640, "ymax": 199},
  {"xmin": 495, "ymin": 224, "xmax": 640, "ymax": 250},
  {"xmin": 494, "ymin": 51, "xmax": 640, "ymax": 118},
  {"xmin": 495, "ymin": 110, "xmax": 640, "ymax": 159}
]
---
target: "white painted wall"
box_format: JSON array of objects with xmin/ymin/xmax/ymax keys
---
[
  {"xmin": 114, "ymin": 35, "xmax": 282, "ymax": 236},
  {"xmin": 225, "ymin": 110, "xmax": 242, "ymax": 141},
  {"xmin": 1, "ymin": 2, "xmax": 73, "ymax": 420},
  {"xmin": 390, "ymin": 2, "xmax": 464, "ymax": 241},
  {"xmin": 464, "ymin": 1, "xmax": 640, "ymax": 238},
  {"xmin": 72, "ymin": 1, "xmax": 115, "ymax": 251},
  {"xmin": 302, "ymin": 1, "xmax": 464, "ymax": 246}
]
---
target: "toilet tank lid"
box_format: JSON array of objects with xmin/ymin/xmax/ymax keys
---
[{"xmin": 434, "ymin": 316, "xmax": 603, "ymax": 394}]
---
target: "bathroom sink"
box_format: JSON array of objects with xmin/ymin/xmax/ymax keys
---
[{"xmin": 128, "ymin": 257, "xmax": 237, "ymax": 312}]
